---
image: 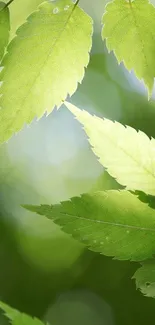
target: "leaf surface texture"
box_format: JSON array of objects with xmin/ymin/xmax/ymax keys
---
[
  {"xmin": 0, "ymin": 0, "xmax": 92, "ymax": 143},
  {"xmin": 25, "ymin": 190, "xmax": 155, "ymax": 261}
]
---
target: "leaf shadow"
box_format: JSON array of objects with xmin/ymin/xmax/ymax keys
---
[{"xmin": 132, "ymin": 190, "xmax": 155, "ymax": 210}]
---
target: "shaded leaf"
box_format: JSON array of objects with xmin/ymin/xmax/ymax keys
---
[
  {"xmin": 0, "ymin": 0, "xmax": 92, "ymax": 144},
  {"xmin": 133, "ymin": 261, "xmax": 155, "ymax": 298},
  {"xmin": 0, "ymin": 2, "xmax": 10, "ymax": 61},
  {"xmin": 24, "ymin": 190, "xmax": 155, "ymax": 261},
  {"xmin": 102, "ymin": 0, "xmax": 155, "ymax": 97},
  {"xmin": 65, "ymin": 102, "xmax": 155, "ymax": 196}
]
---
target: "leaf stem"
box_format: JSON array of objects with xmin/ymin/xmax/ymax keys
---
[
  {"xmin": 4, "ymin": 0, "xmax": 15, "ymax": 8},
  {"xmin": 74, "ymin": 0, "xmax": 80, "ymax": 8},
  {"xmin": 128, "ymin": 0, "xmax": 132, "ymax": 8}
]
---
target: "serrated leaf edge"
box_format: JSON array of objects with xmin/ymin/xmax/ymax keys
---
[
  {"xmin": 65, "ymin": 101, "xmax": 155, "ymax": 195},
  {"xmin": 23, "ymin": 189, "xmax": 155, "ymax": 262},
  {"xmin": 101, "ymin": 0, "xmax": 155, "ymax": 99}
]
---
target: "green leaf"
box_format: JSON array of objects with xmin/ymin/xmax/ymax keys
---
[
  {"xmin": 133, "ymin": 261, "xmax": 155, "ymax": 298},
  {"xmin": 0, "ymin": 301, "xmax": 45, "ymax": 325},
  {"xmin": 0, "ymin": 2, "xmax": 10, "ymax": 61},
  {"xmin": 8, "ymin": 0, "xmax": 44, "ymax": 39},
  {"xmin": 24, "ymin": 190, "xmax": 155, "ymax": 261},
  {"xmin": 65, "ymin": 102, "xmax": 155, "ymax": 196},
  {"xmin": 0, "ymin": 0, "xmax": 93, "ymax": 144},
  {"xmin": 102, "ymin": 0, "xmax": 155, "ymax": 98}
]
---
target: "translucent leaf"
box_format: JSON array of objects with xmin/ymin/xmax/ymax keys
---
[
  {"xmin": 0, "ymin": 301, "xmax": 45, "ymax": 325},
  {"xmin": 133, "ymin": 261, "xmax": 155, "ymax": 298},
  {"xmin": 0, "ymin": 2, "xmax": 10, "ymax": 61},
  {"xmin": 102, "ymin": 0, "xmax": 155, "ymax": 98},
  {"xmin": 24, "ymin": 190, "xmax": 155, "ymax": 261},
  {"xmin": 65, "ymin": 102, "xmax": 155, "ymax": 196},
  {"xmin": 8, "ymin": 0, "xmax": 43, "ymax": 39},
  {"xmin": 0, "ymin": 0, "xmax": 93, "ymax": 144}
]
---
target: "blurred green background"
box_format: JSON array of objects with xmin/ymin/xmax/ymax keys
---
[{"xmin": 1, "ymin": 0, "xmax": 155, "ymax": 324}]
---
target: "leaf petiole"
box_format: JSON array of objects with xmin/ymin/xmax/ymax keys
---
[{"xmin": 4, "ymin": 0, "xmax": 15, "ymax": 8}]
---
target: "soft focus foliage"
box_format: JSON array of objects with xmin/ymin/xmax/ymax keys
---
[
  {"xmin": 133, "ymin": 261, "xmax": 155, "ymax": 298},
  {"xmin": 1, "ymin": 0, "xmax": 155, "ymax": 324}
]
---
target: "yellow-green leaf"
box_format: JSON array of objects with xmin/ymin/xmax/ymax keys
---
[
  {"xmin": 0, "ymin": 0, "xmax": 93, "ymax": 144},
  {"xmin": 0, "ymin": 301, "xmax": 45, "ymax": 325},
  {"xmin": 8, "ymin": 0, "xmax": 43, "ymax": 39},
  {"xmin": 102, "ymin": 0, "xmax": 155, "ymax": 98},
  {"xmin": 65, "ymin": 102, "xmax": 155, "ymax": 196}
]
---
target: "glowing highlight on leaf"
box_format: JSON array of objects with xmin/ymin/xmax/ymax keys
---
[
  {"xmin": 65, "ymin": 101, "xmax": 155, "ymax": 196},
  {"xmin": 0, "ymin": 0, "xmax": 93, "ymax": 144}
]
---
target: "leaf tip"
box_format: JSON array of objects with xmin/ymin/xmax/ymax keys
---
[{"xmin": 64, "ymin": 101, "xmax": 80, "ymax": 115}]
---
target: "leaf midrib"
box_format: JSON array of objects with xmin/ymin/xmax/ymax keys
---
[
  {"xmin": 1, "ymin": 2, "xmax": 78, "ymax": 117},
  {"xmin": 51, "ymin": 210, "xmax": 155, "ymax": 232}
]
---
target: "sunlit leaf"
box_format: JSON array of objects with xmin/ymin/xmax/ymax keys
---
[
  {"xmin": 65, "ymin": 102, "xmax": 155, "ymax": 196},
  {"xmin": 0, "ymin": 2, "xmax": 10, "ymax": 61},
  {"xmin": 24, "ymin": 190, "xmax": 155, "ymax": 261},
  {"xmin": 0, "ymin": 0, "xmax": 93, "ymax": 144},
  {"xmin": 102, "ymin": 0, "xmax": 155, "ymax": 97},
  {"xmin": 8, "ymin": 0, "xmax": 43, "ymax": 39}
]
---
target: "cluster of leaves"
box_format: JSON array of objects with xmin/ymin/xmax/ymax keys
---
[
  {"xmin": 1, "ymin": 0, "xmax": 155, "ymax": 309},
  {"xmin": 26, "ymin": 101, "xmax": 155, "ymax": 298}
]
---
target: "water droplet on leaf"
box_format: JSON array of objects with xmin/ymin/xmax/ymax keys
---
[
  {"xmin": 64, "ymin": 5, "xmax": 70, "ymax": 10},
  {"xmin": 53, "ymin": 7, "xmax": 59, "ymax": 14}
]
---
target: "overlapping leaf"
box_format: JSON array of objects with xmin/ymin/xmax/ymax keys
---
[
  {"xmin": 133, "ymin": 261, "xmax": 155, "ymax": 298},
  {"xmin": 0, "ymin": 2, "xmax": 10, "ymax": 61},
  {"xmin": 65, "ymin": 102, "xmax": 155, "ymax": 196},
  {"xmin": 25, "ymin": 190, "xmax": 155, "ymax": 261},
  {"xmin": 0, "ymin": 301, "xmax": 45, "ymax": 325},
  {"xmin": 102, "ymin": 0, "xmax": 155, "ymax": 97},
  {"xmin": 0, "ymin": 0, "xmax": 93, "ymax": 144},
  {"xmin": 8, "ymin": 0, "xmax": 43, "ymax": 39}
]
